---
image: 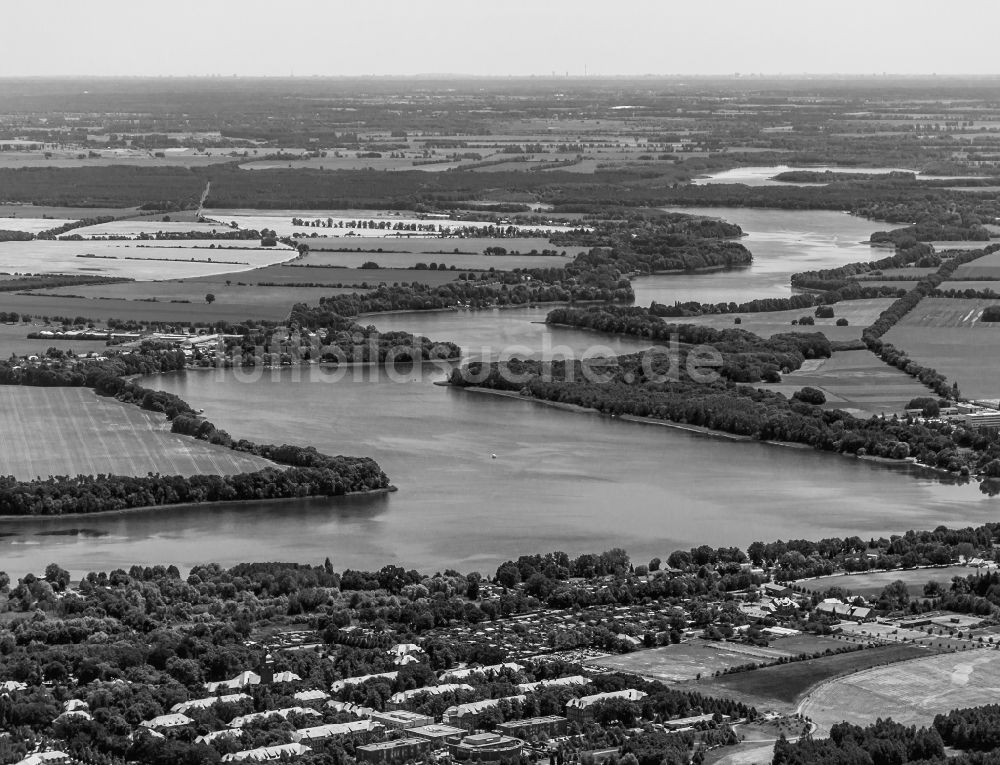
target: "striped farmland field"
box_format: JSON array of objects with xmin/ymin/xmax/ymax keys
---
[{"xmin": 0, "ymin": 386, "xmax": 274, "ymax": 481}]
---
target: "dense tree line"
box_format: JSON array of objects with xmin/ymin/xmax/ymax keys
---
[
  {"xmin": 36, "ymin": 215, "xmax": 118, "ymax": 239},
  {"xmin": 546, "ymin": 305, "xmax": 831, "ymax": 381},
  {"xmin": 291, "ymin": 267, "xmax": 632, "ymax": 320},
  {"xmin": 935, "ymin": 705, "xmax": 1000, "ymax": 752},
  {"xmin": 772, "ymin": 718, "xmax": 945, "ymax": 764},
  {"xmin": 0, "ymin": 228, "xmax": 34, "ymax": 242},
  {"xmin": 549, "ymin": 214, "xmax": 752, "ymax": 274},
  {"xmin": 0, "ymin": 274, "xmax": 132, "ymax": 292},
  {"xmin": 448, "ymin": 351, "xmax": 1000, "ymax": 476},
  {"xmin": 648, "ymin": 284, "xmax": 904, "ymax": 319},
  {"xmin": 0, "ymin": 464, "xmax": 387, "ymax": 516}
]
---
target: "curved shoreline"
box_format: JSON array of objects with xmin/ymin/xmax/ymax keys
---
[
  {"xmin": 0, "ymin": 485, "xmax": 397, "ymax": 524},
  {"xmin": 442, "ymin": 384, "xmax": 964, "ymax": 481}
]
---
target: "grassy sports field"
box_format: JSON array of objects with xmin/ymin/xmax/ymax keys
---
[
  {"xmin": 799, "ymin": 649, "xmax": 1000, "ymax": 733},
  {"xmin": 694, "ymin": 643, "xmax": 930, "ymax": 712},
  {"xmin": 0, "ymin": 386, "xmax": 274, "ymax": 482}
]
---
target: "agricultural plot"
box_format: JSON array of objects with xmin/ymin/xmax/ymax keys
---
[
  {"xmin": 759, "ymin": 349, "xmax": 935, "ymax": 417},
  {"xmin": 300, "ymin": 250, "xmax": 570, "ymax": 271},
  {"xmin": 883, "ymin": 298, "xmax": 1000, "ymax": 400},
  {"xmin": 588, "ymin": 634, "xmax": 843, "ymax": 683},
  {"xmin": 0, "ymin": 217, "xmax": 77, "ymax": 234},
  {"xmin": 70, "ymin": 220, "xmax": 238, "ymax": 237},
  {"xmin": 940, "ymin": 280, "xmax": 1000, "ymax": 292},
  {"xmin": 202, "ymin": 211, "xmax": 579, "ymax": 238},
  {"xmin": 305, "ymin": 236, "xmax": 588, "ymax": 257},
  {"xmin": 0, "ymin": 240, "xmax": 295, "ymax": 281},
  {"xmin": 227, "ymin": 264, "xmax": 460, "ymax": 288},
  {"xmin": 0, "ymin": 205, "xmax": 140, "ymax": 219},
  {"xmin": 22, "ymin": 281, "xmax": 343, "ymax": 322},
  {"xmin": 798, "ymin": 649, "xmax": 1000, "ymax": 733},
  {"xmin": 951, "ymin": 251, "xmax": 1000, "ymax": 279},
  {"xmin": 0, "ymin": 292, "xmax": 303, "ymax": 324},
  {"xmin": 0, "ymin": 387, "xmax": 274, "ymax": 482},
  {"xmin": 677, "ymin": 299, "xmax": 894, "ymax": 343},
  {"xmin": 796, "ymin": 565, "xmax": 970, "ymax": 598},
  {"xmin": 696, "ymin": 644, "xmax": 929, "ymax": 712},
  {"xmin": 0, "ymin": 149, "xmax": 234, "ymax": 168}
]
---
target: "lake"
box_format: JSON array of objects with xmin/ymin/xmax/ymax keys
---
[
  {"xmin": 1, "ymin": 207, "xmax": 994, "ymax": 578},
  {"xmin": 691, "ymin": 165, "xmax": 973, "ymax": 187},
  {"xmin": 631, "ymin": 208, "xmax": 890, "ymax": 306}
]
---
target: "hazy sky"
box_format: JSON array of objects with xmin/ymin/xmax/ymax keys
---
[{"xmin": 1, "ymin": 0, "xmax": 996, "ymax": 77}]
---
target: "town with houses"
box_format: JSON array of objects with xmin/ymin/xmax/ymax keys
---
[{"xmin": 6, "ymin": 543, "xmax": 1000, "ymax": 765}]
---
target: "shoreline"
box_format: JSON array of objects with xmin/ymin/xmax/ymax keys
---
[
  {"xmin": 0, "ymin": 485, "xmax": 397, "ymax": 524},
  {"xmin": 444, "ymin": 384, "xmax": 963, "ymax": 479}
]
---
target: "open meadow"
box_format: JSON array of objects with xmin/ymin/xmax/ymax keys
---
[
  {"xmin": 883, "ymin": 298, "xmax": 1000, "ymax": 400},
  {"xmin": 0, "ymin": 240, "xmax": 295, "ymax": 281},
  {"xmin": 798, "ymin": 649, "xmax": 1000, "ymax": 733},
  {"xmin": 0, "ymin": 386, "xmax": 274, "ymax": 481},
  {"xmin": 676, "ymin": 298, "xmax": 894, "ymax": 343},
  {"xmin": 759, "ymin": 348, "xmax": 935, "ymax": 417},
  {"xmin": 694, "ymin": 643, "xmax": 930, "ymax": 713}
]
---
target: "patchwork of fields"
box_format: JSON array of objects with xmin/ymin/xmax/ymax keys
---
[
  {"xmin": 799, "ymin": 649, "xmax": 1000, "ymax": 733},
  {"xmin": 0, "ymin": 239, "xmax": 296, "ymax": 281},
  {"xmin": 883, "ymin": 298, "xmax": 1000, "ymax": 400},
  {"xmin": 0, "ymin": 387, "xmax": 274, "ymax": 482},
  {"xmin": 760, "ymin": 348, "xmax": 936, "ymax": 417}
]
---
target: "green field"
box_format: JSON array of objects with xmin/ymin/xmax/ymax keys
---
[
  {"xmin": 589, "ymin": 634, "xmax": 844, "ymax": 683},
  {"xmin": 951, "ymin": 251, "xmax": 1000, "ymax": 279},
  {"xmin": 694, "ymin": 643, "xmax": 930, "ymax": 712},
  {"xmin": 231, "ymin": 264, "xmax": 461, "ymax": 288},
  {"xmin": 796, "ymin": 565, "xmax": 970, "ymax": 598},
  {"xmin": 0, "ymin": 386, "xmax": 275, "ymax": 481},
  {"xmin": 883, "ymin": 298, "xmax": 1000, "ymax": 400},
  {"xmin": 759, "ymin": 348, "xmax": 936, "ymax": 417},
  {"xmin": 0, "ymin": 239, "xmax": 295, "ymax": 281},
  {"xmin": 677, "ymin": 298, "xmax": 895, "ymax": 343},
  {"xmin": 799, "ymin": 649, "xmax": 1000, "ymax": 733},
  {"xmin": 26, "ymin": 280, "xmax": 354, "ymax": 322}
]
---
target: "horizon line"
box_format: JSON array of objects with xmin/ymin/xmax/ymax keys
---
[{"xmin": 2, "ymin": 72, "xmax": 1000, "ymax": 80}]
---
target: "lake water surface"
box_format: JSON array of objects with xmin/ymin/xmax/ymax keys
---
[{"xmin": 1, "ymin": 209, "xmax": 993, "ymax": 577}]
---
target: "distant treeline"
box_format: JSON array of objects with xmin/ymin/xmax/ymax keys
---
[
  {"xmin": 648, "ymin": 283, "xmax": 905, "ymax": 319},
  {"xmin": 0, "ymin": 274, "xmax": 132, "ymax": 293}
]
